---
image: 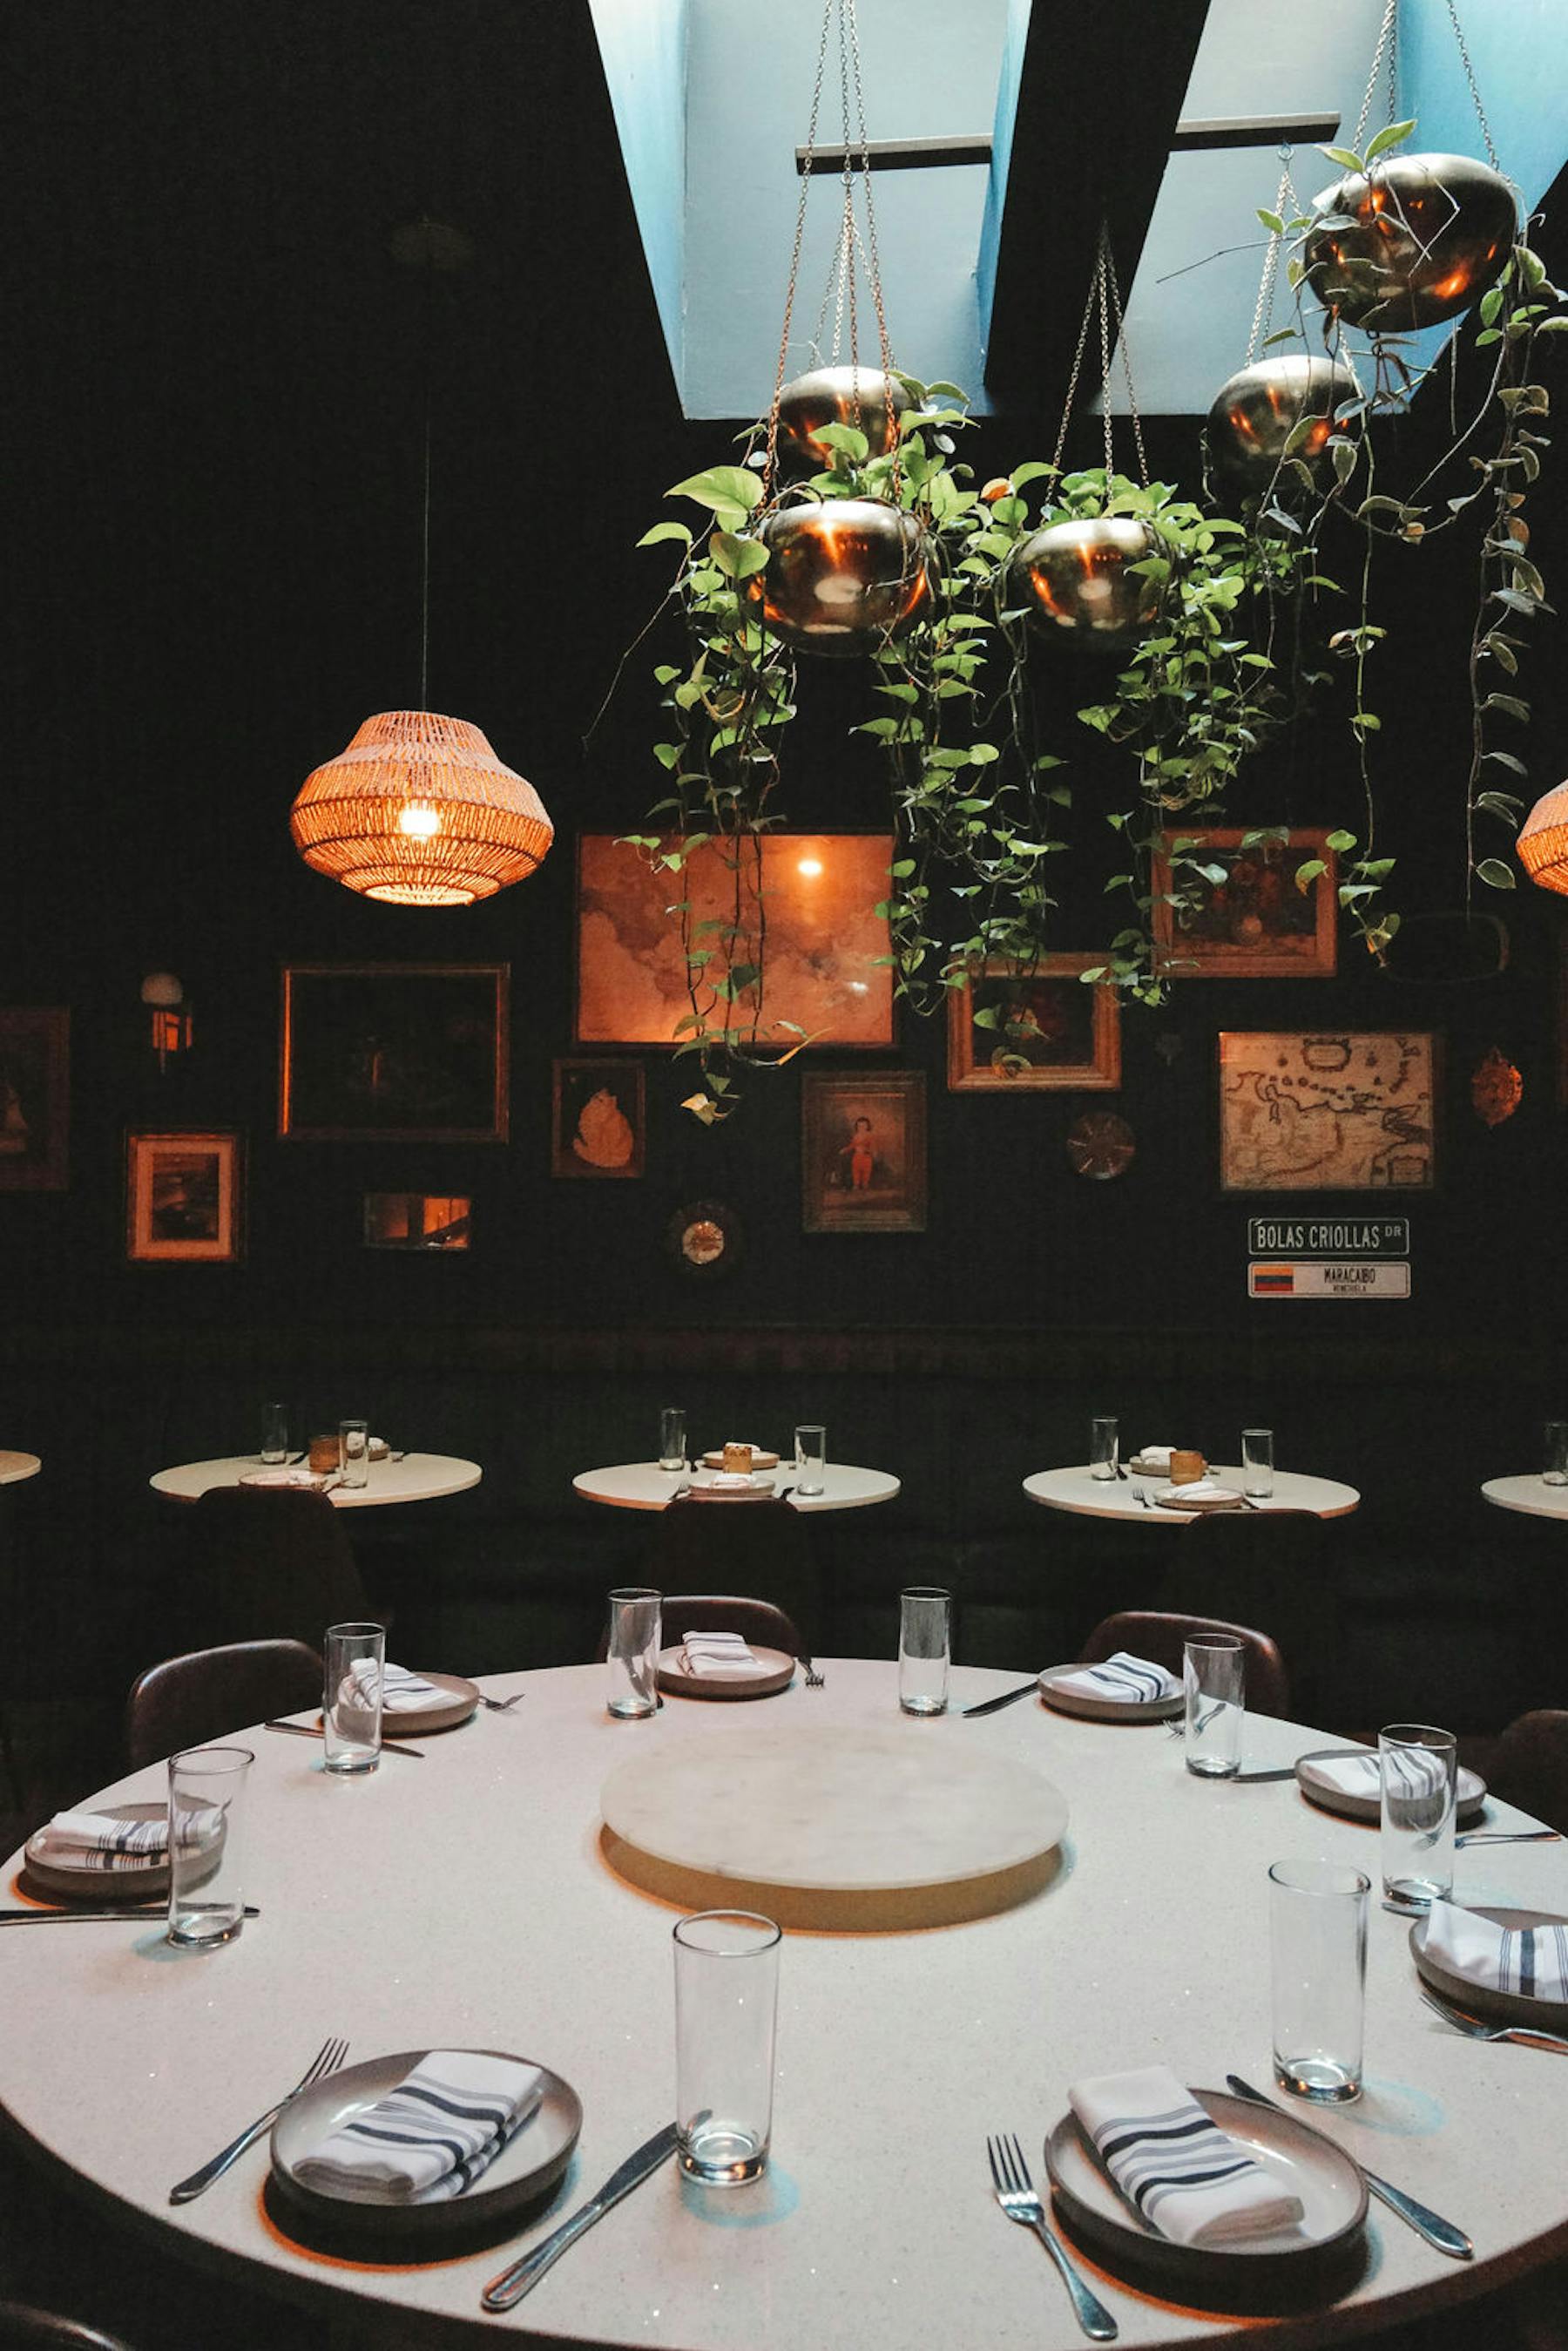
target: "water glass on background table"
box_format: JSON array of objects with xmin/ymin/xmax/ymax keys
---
[
  {"xmin": 1241, "ymin": 1427, "xmax": 1274, "ymax": 1499},
  {"xmin": 166, "ymin": 1746, "xmax": 252, "ymax": 1948},
  {"xmin": 323, "ymin": 1623, "xmax": 384, "ymax": 1773},
  {"xmin": 260, "ymin": 1402, "xmax": 288, "ymax": 1465},
  {"xmin": 899, "ymin": 1586, "xmax": 950, "ymax": 1716},
  {"xmin": 1090, "ymin": 1414, "xmax": 1119, "ymax": 1481},
  {"xmin": 794, "ymin": 1424, "xmax": 827, "ymax": 1496},
  {"xmin": 1269, "ymin": 1859, "xmax": 1369, "ymax": 2103},
  {"xmin": 1183, "ymin": 1636, "xmax": 1244, "ymax": 1778},
  {"xmin": 1544, "ymin": 1419, "xmax": 1568, "ymax": 1487},
  {"xmin": 338, "ymin": 1419, "xmax": 369, "ymax": 1488},
  {"xmin": 673, "ymin": 1910, "xmax": 781, "ymax": 2185},
  {"xmin": 1380, "ymin": 1723, "xmax": 1456, "ymax": 1909},
  {"xmin": 607, "ymin": 1588, "xmax": 662, "ymax": 1718},
  {"xmin": 659, "ymin": 1407, "xmax": 687, "ymax": 1474}
]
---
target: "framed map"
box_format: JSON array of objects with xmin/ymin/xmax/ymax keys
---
[{"xmin": 1219, "ymin": 1032, "xmax": 1436, "ymax": 1194}]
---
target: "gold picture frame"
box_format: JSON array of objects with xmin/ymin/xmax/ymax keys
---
[
  {"xmin": 126, "ymin": 1130, "xmax": 245, "ymax": 1263},
  {"xmin": 1152, "ymin": 828, "xmax": 1337, "ymax": 979},
  {"xmin": 801, "ymin": 1071, "xmax": 927, "ymax": 1233},
  {"xmin": 946, "ymin": 957, "xmax": 1121, "ymax": 1090},
  {"xmin": 280, "ymin": 964, "xmax": 509, "ymax": 1142}
]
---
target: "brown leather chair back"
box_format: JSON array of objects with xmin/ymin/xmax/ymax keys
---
[
  {"xmin": 0, "ymin": 2305, "xmax": 139, "ymax": 2350},
  {"xmin": 596, "ymin": 1595, "xmax": 801, "ymax": 1664},
  {"xmin": 645, "ymin": 1496, "xmax": 818, "ymax": 1648},
  {"xmin": 179, "ymin": 1486, "xmax": 368, "ymax": 1651},
  {"xmin": 1488, "ymin": 1709, "xmax": 1568, "ymax": 1835},
  {"xmin": 125, "ymin": 1639, "xmax": 325, "ymax": 1769},
  {"xmin": 1080, "ymin": 1609, "xmax": 1291, "ymax": 1718}
]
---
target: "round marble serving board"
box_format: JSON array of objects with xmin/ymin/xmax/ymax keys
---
[{"xmin": 599, "ymin": 1724, "xmax": 1068, "ymax": 1929}]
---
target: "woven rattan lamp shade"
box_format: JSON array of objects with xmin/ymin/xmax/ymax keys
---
[
  {"xmin": 289, "ymin": 710, "xmax": 553, "ymax": 905},
  {"xmin": 1519, "ymin": 779, "xmax": 1568, "ymax": 896}
]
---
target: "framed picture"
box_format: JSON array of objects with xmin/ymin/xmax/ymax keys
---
[
  {"xmin": 801, "ymin": 1071, "xmax": 926, "ymax": 1233},
  {"xmin": 280, "ymin": 964, "xmax": 508, "ymax": 1142},
  {"xmin": 1152, "ymin": 828, "xmax": 1337, "ymax": 979},
  {"xmin": 946, "ymin": 956, "xmax": 1121, "ymax": 1091},
  {"xmin": 362, "ymin": 1194, "xmax": 472, "ymax": 1250},
  {"xmin": 0, "ymin": 1007, "xmax": 69, "ymax": 1190},
  {"xmin": 552, "ymin": 1059, "xmax": 645, "ymax": 1178},
  {"xmin": 575, "ymin": 833, "xmax": 896, "ymax": 1050},
  {"xmin": 1219, "ymin": 1031, "xmax": 1436, "ymax": 1193},
  {"xmin": 126, "ymin": 1130, "xmax": 244, "ymax": 1263}
]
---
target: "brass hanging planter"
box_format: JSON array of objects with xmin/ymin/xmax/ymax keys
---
[
  {"xmin": 747, "ymin": 499, "xmax": 932, "ymax": 657},
  {"xmin": 1205, "ymin": 355, "xmax": 1361, "ymax": 496},
  {"xmin": 775, "ymin": 365, "xmax": 909, "ymax": 471},
  {"xmin": 1011, "ymin": 517, "xmax": 1160, "ymax": 655},
  {"xmin": 1303, "ymin": 152, "xmax": 1517, "ymax": 332}
]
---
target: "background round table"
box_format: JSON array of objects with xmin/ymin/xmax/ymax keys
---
[
  {"xmin": 0, "ymin": 1451, "xmax": 42, "ymax": 1486},
  {"xmin": 1481, "ymin": 1474, "xmax": 1568, "ymax": 1523},
  {"xmin": 2, "ymin": 1659, "xmax": 1565, "ymax": 2349},
  {"xmin": 149, "ymin": 1453, "xmax": 482, "ymax": 1509},
  {"xmin": 574, "ymin": 1460, "xmax": 900, "ymax": 1513},
  {"xmin": 1024, "ymin": 1463, "xmax": 1361, "ymax": 1522}
]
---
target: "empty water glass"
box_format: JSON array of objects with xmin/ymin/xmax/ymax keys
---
[
  {"xmin": 338, "ymin": 1419, "xmax": 369, "ymax": 1488},
  {"xmin": 1241, "ymin": 1427, "xmax": 1274, "ymax": 1499},
  {"xmin": 1090, "ymin": 1414, "xmax": 1119, "ymax": 1481},
  {"xmin": 899, "ymin": 1586, "xmax": 950, "ymax": 1716},
  {"xmin": 166, "ymin": 1745, "xmax": 252, "ymax": 1949},
  {"xmin": 1380, "ymin": 1723, "xmax": 1456, "ymax": 1910},
  {"xmin": 794, "ymin": 1424, "xmax": 827, "ymax": 1497},
  {"xmin": 323, "ymin": 1623, "xmax": 384, "ymax": 1774},
  {"xmin": 673, "ymin": 1910, "xmax": 781, "ymax": 2185},
  {"xmin": 260, "ymin": 1402, "xmax": 289, "ymax": 1465},
  {"xmin": 659, "ymin": 1407, "xmax": 687, "ymax": 1473},
  {"xmin": 607, "ymin": 1587, "xmax": 662, "ymax": 1718},
  {"xmin": 1544, "ymin": 1419, "xmax": 1568, "ymax": 1487},
  {"xmin": 1184, "ymin": 1636, "xmax": 1244, "ymax": 1778},
  {"xmin": 1269, "ymin": 1859, "xmax": 1369, "ymax": 2103}
]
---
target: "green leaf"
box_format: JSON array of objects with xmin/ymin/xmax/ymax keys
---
[
  {"xmin": 1364, "ymin": 119, "xmax": 1416, "ymax": 162},
  {"xmin": 637, "ymin": 520, "xmax": 694, "ymax": 549},
  {"xmin": 814, "ymin": 421, "xmax": 870, "ymax": 463},
  {"xmin": 1476, "ymin": 790, "xmax": 1524, "ymax": 824},
  {"xmin": 1476, "ymin": 857, "xmax": 1517, "ymax": 891},
  {"xmin": 667, "ymin": 465, "xmax": 764, "ymax": 517},
  {"xmin": 1256, "ymin": 208, "xmax": 1286, "ymax": 234},
  {"xmin": 1294, "ymin": 857, "xmax": 1328, "ymax": 891},
  {"xmin": 1321, "ymin": 145, "xmax": 1367, "ymax": 172},
  {"xmin": 1325, "ymin": 829, "xmax": 1357, "ymax": 853}
]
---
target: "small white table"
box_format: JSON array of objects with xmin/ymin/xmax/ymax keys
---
[
  {"xmin": 150, "ymin": 1453, "xmax": 482, "ymax": 1509},
  {"xmin": 1481, "ymin": 1475, "xmax": 1568, "ymax": 1523},
  {"xmin": 0, "ymin": 1452, "xmax": 41, "ymax": 1486},
  {"xmin": 1024, "ymin": 1463, "xmax": 1361, "ymax": 1522},
  {"xmin": 573, "ymin": 1460, "xmax": 899, "ymax": 1514}
]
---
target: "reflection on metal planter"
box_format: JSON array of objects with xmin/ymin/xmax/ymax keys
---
[
  {"xmin": 1304, "ymin": 152, "xmax": 1517, "ymax": 332},
  {"xmin": 747, "ymin": 500, "xmax": 932, "ymax": 658},
  {"xmin": 1205, "ymin": 356, "xmax": 1361, "ymax": 495},
  {"xmin": 1012, "ymin": 517, "xmax": 1160, "ymax": 654},
  {"xmin": 775, "ymin": 366, "xmax": 909, "ymax": 471}
]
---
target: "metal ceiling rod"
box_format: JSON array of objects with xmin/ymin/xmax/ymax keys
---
[
  {"xmin": 799, "ymin": 112, "xmax": 1339, "ymax": 177},
  {"xmin": 1169, "ymin": 112, "xmax": 1341, "ymax": 151},
  {"xmin": 795, "ymin": 133, "xmax": 992, "ymax": 174}
]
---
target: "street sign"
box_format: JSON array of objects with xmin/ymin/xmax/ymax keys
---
[
  {"xmin": 1247, "ymin": 1216, "xmax": 1409, "ymax": 1257},
  {"xmin": 1248, "ymin": 1261, "xmax": 1411, "ymax": 1300}
]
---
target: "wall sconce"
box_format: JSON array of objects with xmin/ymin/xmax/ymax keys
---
[{"xmin": 141, "ymin": 972, "xmax": 193, "ymax": 1073}]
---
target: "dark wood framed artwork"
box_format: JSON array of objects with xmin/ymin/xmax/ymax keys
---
[
  {"xmin": 279, "ymin": 964, "xmax": 509, "ymax": 1142},
  {"xmin": 1152, "ymin": 828, "xmax": 1338, "ymax": 979},
  {"xmin": 0, "ymin": 1007, "xmax": 69, "ymax": 1190},
  {"xmin": 125, "ymin": 1130, "xmax": 245, "ymax": 1263},
  {"xmin": 801, "ymin": 1071, "xmax": 927, "ymax": 1233},
  {"xmin": 551, "ymin": 1059, "xmax": 645, "ymax": 1178},
  {"xmin": 946, "ymin": 956, "xmax": 1121, "ymax": 1091},
  {"xmin": 362, "ymin": 1194, "xmax": 472, "ymax": 1250},
  {"xmin": 1218, "ymin": 1031, "xmax": 1437, "ymax": 1194},
  {"xmin": 574, "ymin": 833, "xmax": 896, "ymax": 1050}
]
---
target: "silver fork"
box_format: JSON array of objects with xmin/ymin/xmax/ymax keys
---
[
  {"xmin": 986, "ymin": 2132, "xmax": 1118, "ymax": 2340},
  {"xmin": 797, "ymin": 1653, "xmax": 825, "ymax": 1689},
  {"xmin": 1419, "ymin": 1991, "xmax": 1568, "ymax": 2051},
  {"xmin": 479, "ymin": 1691, "xmax": 524, "ymax": 1712},
  {"xmin": 168, "ymin": 2035, "xmax": 349, "ymax": 2202}
]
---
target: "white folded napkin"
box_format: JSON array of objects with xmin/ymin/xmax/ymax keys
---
[
  {"xmin": 681, "ymin": 1629, "xmax": 772, "ymax": 1678},
  {"xmin": 295, "ymin": 2051, "xmax": 544, "ymax": 2203},
  {"xmin": 703, "ymin": 1471, "xmax": 760, "ymax": 1491},
  {"xmin": 1133, "ymin": 1444, "xmax": 1173, "ymax": 1467},
  {"xmin": 1302, "ymin": 1751, "xmax": 1382, "ymax": 1797},
  {"xmin": 1423, "ymin": 1900, "xmax": 1568, "ymax": 2002},
  {"xmin": 1049, "ymin": 1651, "xmax": 1180, "ymax": 1704},
  {"xmin": 1069, "ymin": 2064, "xmax": 1303, "ymax": 2248},
  {"xmin": 39, "ymin": 1806, "xmax": 224, "ymax": 1870},
  {"xmin": 1159, "ymin": 1478, "xmax": 1235, "ymax": 1502},
  {"xmin": 344, "ymin": 1657, "xmax": 444, "ymax": 1714}
]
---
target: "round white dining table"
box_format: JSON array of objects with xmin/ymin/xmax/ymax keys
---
[
  {"xmin": 0, "ymin": 1450, "xmax": 42, "ymax": 1485},
  {"xmin": 1024, "ymin": 1464, "xmax": 1361, "ymax": 1523},
  {"xmin": 573, "ymin": 1460, "xmax": 900, "ymax": 1513},
  {"xmin": 3, "ymin": 1659, "xmax": 1565, "ymax": 2350},
  {"xmin": 1481, "ymin": 1475, "xmax": 1568, "ymax": 1523},
  {"xmin": 149, "ymin": 1453, "xmax": 483, "ymax": 1509}
]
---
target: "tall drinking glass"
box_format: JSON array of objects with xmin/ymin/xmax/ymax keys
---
[
  {"xmin": 899, "ymin": 1586, "xmax": 950, "ymax": 1716},
  {"xmin": 607, "ymin": 1587, "xmax": 662, "ymax": 1718},
  {"xmin": 1269, "ymin": 1859, "xmax": 1369, "ymax": 2103},
  {"xmin": 338, "ymin": 1419, "xmax": 369, "ymax": 1488},
  {"xmin": 1241, "ymin": 1427, "xmax": 1274, "ymax": 1500},
  {"xmin": 794, "ymin": 1425, "xmax": 827, "ymax": 1497},
  {"xmin": 1090, "ymin": 1415, "xmax": 1119, "ymax": 1481},
  {"xmin": 323, "ymin": 1623, "xmax": 384, "ymax": 1773},
  {"xmin": 1380, "ymin": 1723, "xmax": 1456, "ymax": 1910},
  {"xmin": 673, "ymin": 1910, "xmax": 781, "ymax": 2185},
  {"xmin": 1544, "ymin": 1419, "xmax": 1568, "ymax": 1487},
  {"xmin": 659, "ymin": 1408, "xmax": 687, "ymax": 1474},
  {"xmin": 260, "ymin": 1402, "xmax": 289, "ymax": 1465},
  {"xmin": 166, "ymin": 1746, "xmax": 252, "ymax": 1948},
  {"xmin": 1184, "ymin": 1636, "xmax": 1244, "ymax": 1778}
]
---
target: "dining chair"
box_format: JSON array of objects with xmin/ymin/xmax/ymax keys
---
[
  {"xmin": 1159, "ymin": 1507, "xmax": 1330, "ymax": 1718},
  {"xmin": 595, "ymin": 1595, "xmax": 801, "ymax": 1663},
  {"xmin": 643, "ymin": 1497, "xmax": 820, "ymax": 1650},
  {"xmin": 1486, "ymin": 1709, "xmax": 1568, "ymax": 1835},
  {"xmin": 172, "ymin": 1486, "xmax": 373, "ymax": 1654},
  {"xmin": 1079, "ymin": 1609, "xmax": 1292, "ymax": 1719},
  {"xmin": 0, "ymin": 2305, "xmax": 138, "ymax": 2351},
  {"xmin": 125, "ymin": 1639, "xmax": 325, "ymax": 1769}
]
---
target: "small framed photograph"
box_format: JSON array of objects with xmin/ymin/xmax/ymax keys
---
[
  {"xmin": 552, "ymin": 1059, "xmax": 645, "ymax": 1178},
  {"xmin": 802, "ymin": 1071, "xmax": 926, "ymax": 1233},
  {"xmin": 1152, "ymin": 828, "xmax": 1337, "ymax": 979},
  {"xmin": 0, "ymin": 1007, "xmax": 70, "ymax": 1191},
  {"xmin": 946, "ymin": 957, "xmax": 1120, "ymax": 1091},
  {"xmin": 126, "ymin": 1130, "xmax": 245, "ymax": 1263},
  {"xmin": 280, "ymin": 964, "xmax": 508, "ymax": 1142},
  {"xmin": 1219, "ymin": 1031, "xmax": 1436, "ymax": 1193},
  {"xmin": 362, "ymin": 1194, "xmax": 472, "ymax": 1250}
]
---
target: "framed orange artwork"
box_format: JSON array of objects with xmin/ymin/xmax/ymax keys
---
[
  {"xmin": 946, "ymin": 957, "xmax": 1120, "ymax": 1091},
  {"xmin": 1152, "ymin": 829, "xmax": 1337, "ymax": 979},
  {"xmin": 126, "ymin": 1130, "xmax": 245, "ymax": 1263}
]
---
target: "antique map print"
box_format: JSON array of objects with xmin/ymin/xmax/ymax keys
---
[{"xmin": 1220, "ymin": 1032, "xmax": 1435, "ymax": 1193}]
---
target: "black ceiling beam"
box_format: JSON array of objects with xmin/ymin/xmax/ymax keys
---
[
  {"xmin": 983, "ymin": 0, "xmax": 1211, "ymax": 417},
  {"xmin": 797, "ymin": 135, "xmax": 994, "ymax": 174},
  {"xmin": 1170, "ymin": 111, "xmax": 1340, "ymax": 152}
]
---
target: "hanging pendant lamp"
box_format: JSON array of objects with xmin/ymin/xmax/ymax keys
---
[{"xmin": 1518, "ymin": 781, "xmax": 1568, "ymax": 895}]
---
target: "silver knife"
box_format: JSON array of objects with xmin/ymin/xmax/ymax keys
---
[
  {"xmin": 0, "ymin": 1905, "xmax": 260, "ymax": 1924},
  {"xmin": 482, "ymin": 2121, "xmax": 680, "ymax": 2311},
  {"xmin": 961, "ymin": 1680, "xmax": 1041, "ymax": 1718},
  {"xmin": 1224, "ymin": 2075, "xmax": 1471, "ymax": 2260}
]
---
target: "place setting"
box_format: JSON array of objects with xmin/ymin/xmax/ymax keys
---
[
  {"xmin": 9, "ymin": 1798, "xmax": 227, "ymax": 1918},
  {"xmin": 963, "ymin": 1650, "xmax": 1183, "ymax": 1722},
  {"xmin": 657, "ymin": 1628, "xmax": 797, "ymax": 1703},
  {"xmin": 261, "ymin": 1626, "xmax": 484, "ymax": 1767}
]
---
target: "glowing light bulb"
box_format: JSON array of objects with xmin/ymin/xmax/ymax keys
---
[
  {"xmin": 797, "ymin": 856, "xmax": 824, "ymax": 877},
  {"xmin": 398, "ymin": 803, "xmax": 441, "ymax": 839}
]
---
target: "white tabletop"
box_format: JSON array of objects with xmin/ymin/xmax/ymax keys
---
[
  {"xmin": 3, "ymin": 1659, "xmax": 1565, "ymax": 2349},
  {"xmin": 1481, "ymin": 1475, "xmax": 1568, "ymax": 1521},
  {"xmin": 1024, "ymin": 1464, "xmax": 1362, "ymax": 1522},
  {"xmin": 0, "ymin": 1450, "xmax": 42, "ymax": 1486},
  {"xmin": 149, "ymin": 1453, "xmax": 483, "ymax": 1508},
  {"xmin": 573, "ymin": 1460, "xmax": 900, "ymax": 1513}
]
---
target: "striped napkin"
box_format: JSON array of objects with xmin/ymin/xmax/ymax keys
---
[
  {"xmin": 296, "ymin": 2051, "xmax": 544, "ymax": 2203},
  {"xmin": 681, "ymin": 1629, "xmax": 772, "ymax": 1678},
  {"xmin": 1049, "ymin": 1652, "xmax": 1179, "ymax": 1704},
  {"xmin": 38, "ymin": 1806, "xmax": 224, "ymax": 1871},
  {"xmin": 1424, "ymin": 1900, "xmax": 1568, "ymax": 2002},
  {"xmin": 343, "ymin": 1657, "xmax": 444, "ymax": 1714},
  {"xmin": 1069, "ymin": 2065, "xmax": 1303, "ymax": 2248}
]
